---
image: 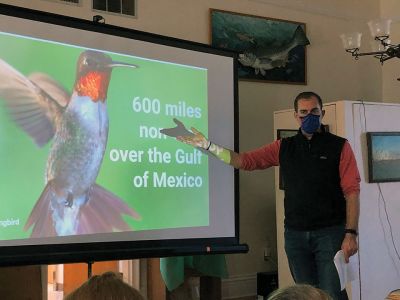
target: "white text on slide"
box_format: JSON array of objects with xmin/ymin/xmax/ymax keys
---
[
  {"xmin": 0, "ymin": 218, "xmax": 20, "ymax": 228},
  {"xmin": 132, "ymin": 97, "xmax": 201, "ymax": 118},
  {"xmin": 131, "ymin": 171, "xmax": 203, "ymax": 188}
]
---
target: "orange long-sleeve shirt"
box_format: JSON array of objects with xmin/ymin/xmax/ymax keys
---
[{"xmin": 239, "ymin": 139, "xmax": 360, "ymax": 198}]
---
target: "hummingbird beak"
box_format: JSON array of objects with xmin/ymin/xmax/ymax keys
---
[{"xmin": 108, "ymin": 61, "xmax": 138, "ymax": 68}]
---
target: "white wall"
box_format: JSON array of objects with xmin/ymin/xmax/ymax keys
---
[
  {"xmin": 349, "ymin": 102, "xmax": 400, "ymax": 300},
  {"xmin": 0, "ymin": 0, "xmax": 386, "ymax": 297}
]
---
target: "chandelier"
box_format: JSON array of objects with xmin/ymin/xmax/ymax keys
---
[{"xmin": 340, "ymin": 19, "xmax": 399, "ymax": 64}]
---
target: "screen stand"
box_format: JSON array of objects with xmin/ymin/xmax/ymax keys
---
[{"xmin": 87, "ymin": 261, "xmax": 93, "ymax": 278}]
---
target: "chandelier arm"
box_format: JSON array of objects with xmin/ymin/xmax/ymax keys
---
[
  {"xmin": 375, "ymin": 35, "xmax": 390, "ymax": 43},
  {"xmin": 381, "ymin": 55, "xmax": 397, "ymax": 62},
  {"xmin": 382, "ymin": 42, "xmax": 397, "ymax": 47},
  {"xmin": 355, "ymin": 51, "xmax": 386, "ymax": 57},
  {"xmin": 374, "ymin": 53, "xmax": 388, "ymax": 59}
]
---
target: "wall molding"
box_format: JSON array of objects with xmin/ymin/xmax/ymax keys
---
[{"xmin": 249, "ymin": 0, "xmax": 373, "ymax": 21}]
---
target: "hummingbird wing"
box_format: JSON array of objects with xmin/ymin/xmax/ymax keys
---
[
  {"xmin": 0, "ymin": 59, "xmax": 68, "ymax": 147},
  {"xmin": 28, "ymin": 73, "xmax": 70, "ymax": 107}
]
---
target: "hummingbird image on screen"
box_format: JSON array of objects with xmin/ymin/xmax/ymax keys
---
[{"xmin": 0, "ymin": 50, "xmax": 140, "ymax": 237}]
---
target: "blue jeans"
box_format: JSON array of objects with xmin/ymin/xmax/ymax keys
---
[{"xmin": 284, "ymin": 225, "xmax": 348, "ymax": 300}]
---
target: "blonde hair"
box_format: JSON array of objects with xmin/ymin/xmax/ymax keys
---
[
  {"xmin": 64, "ymin": 271, "xmax": 145, "ymax": 300},
  {"xmin": 267, "ymin": 284, "xmax": 333, "ymax": 300},
  {"xmin": 386, "ymin": 289, "xmax": 400, "ymax": 300}
]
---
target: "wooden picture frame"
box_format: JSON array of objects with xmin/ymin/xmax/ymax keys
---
[
  {"xmin": 277, "ymin": 129, "xmax": 298, "ymax": 140},
  {"xmin": 210, "ymin": 9, "xmax": 309, "ymax": 84}
]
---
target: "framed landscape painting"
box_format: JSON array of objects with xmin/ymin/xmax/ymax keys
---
[
  {"xmin": 210, "ymin": 9, "xmax": 310, "ymax": 84},
  {"xmin": 367, "ymin": 132, "xmax": 400, "ymax": 183},
  {"xmin": 277, "ymin": 129, "xmax": 298, "ymax": 140}
]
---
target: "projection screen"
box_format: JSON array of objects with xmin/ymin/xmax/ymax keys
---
[{"xmin": 0, "ymin": 4, "xmax": 246, "ymax": 266}]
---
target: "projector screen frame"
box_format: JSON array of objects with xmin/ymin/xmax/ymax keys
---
[{"xmin": 0, "ymin": 3, "xmax": 246, "ymax": 266}]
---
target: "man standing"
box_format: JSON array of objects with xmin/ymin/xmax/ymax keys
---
[{"xmin": 171, "ymin": 91, "xmax": 360, "ymax": 300}]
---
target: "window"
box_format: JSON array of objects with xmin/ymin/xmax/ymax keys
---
[{"xmin": 93, "ymin": 0, "xmax": 136, "ymax": 17}]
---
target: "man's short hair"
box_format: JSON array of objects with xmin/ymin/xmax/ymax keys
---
[{"xmin": 294, "ymin": 91, "xmax": 323, "ymax": 112}]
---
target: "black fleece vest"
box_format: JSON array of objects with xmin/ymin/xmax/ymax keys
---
[{"xmin": 279, "ymin": 129, "xmax": 346, "ymax": 230}]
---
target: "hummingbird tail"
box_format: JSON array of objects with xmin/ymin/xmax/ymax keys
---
[
  {"xmin": 77, "ymin": 184, "xmax": 141, "ymax": 235},
  {"xmin": 24, "ymin": 182, "xmax": 57, "ymax": 237}
]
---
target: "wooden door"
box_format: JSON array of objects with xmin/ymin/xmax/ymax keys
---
[{"xmin": 63, "ymin": 261, "xmax": 119, "ymax": 296}]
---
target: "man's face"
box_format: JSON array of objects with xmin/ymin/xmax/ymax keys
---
[{"xmin": 294, "ymin": 96, "xmax": 324, "ymax": 127}]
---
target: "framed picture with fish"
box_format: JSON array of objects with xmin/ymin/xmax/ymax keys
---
[{"xmin": 210, "ymin": 9, "xmax": 310, "ymax": 84}]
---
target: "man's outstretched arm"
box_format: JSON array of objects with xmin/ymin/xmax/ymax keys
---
[
  {"xmin": 177, "ymin": 127, "xmax": 242, "ymax": 168},
  {"xmin": 161, "ymin": 118, "xmax": 280, "ymax": 170}
]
